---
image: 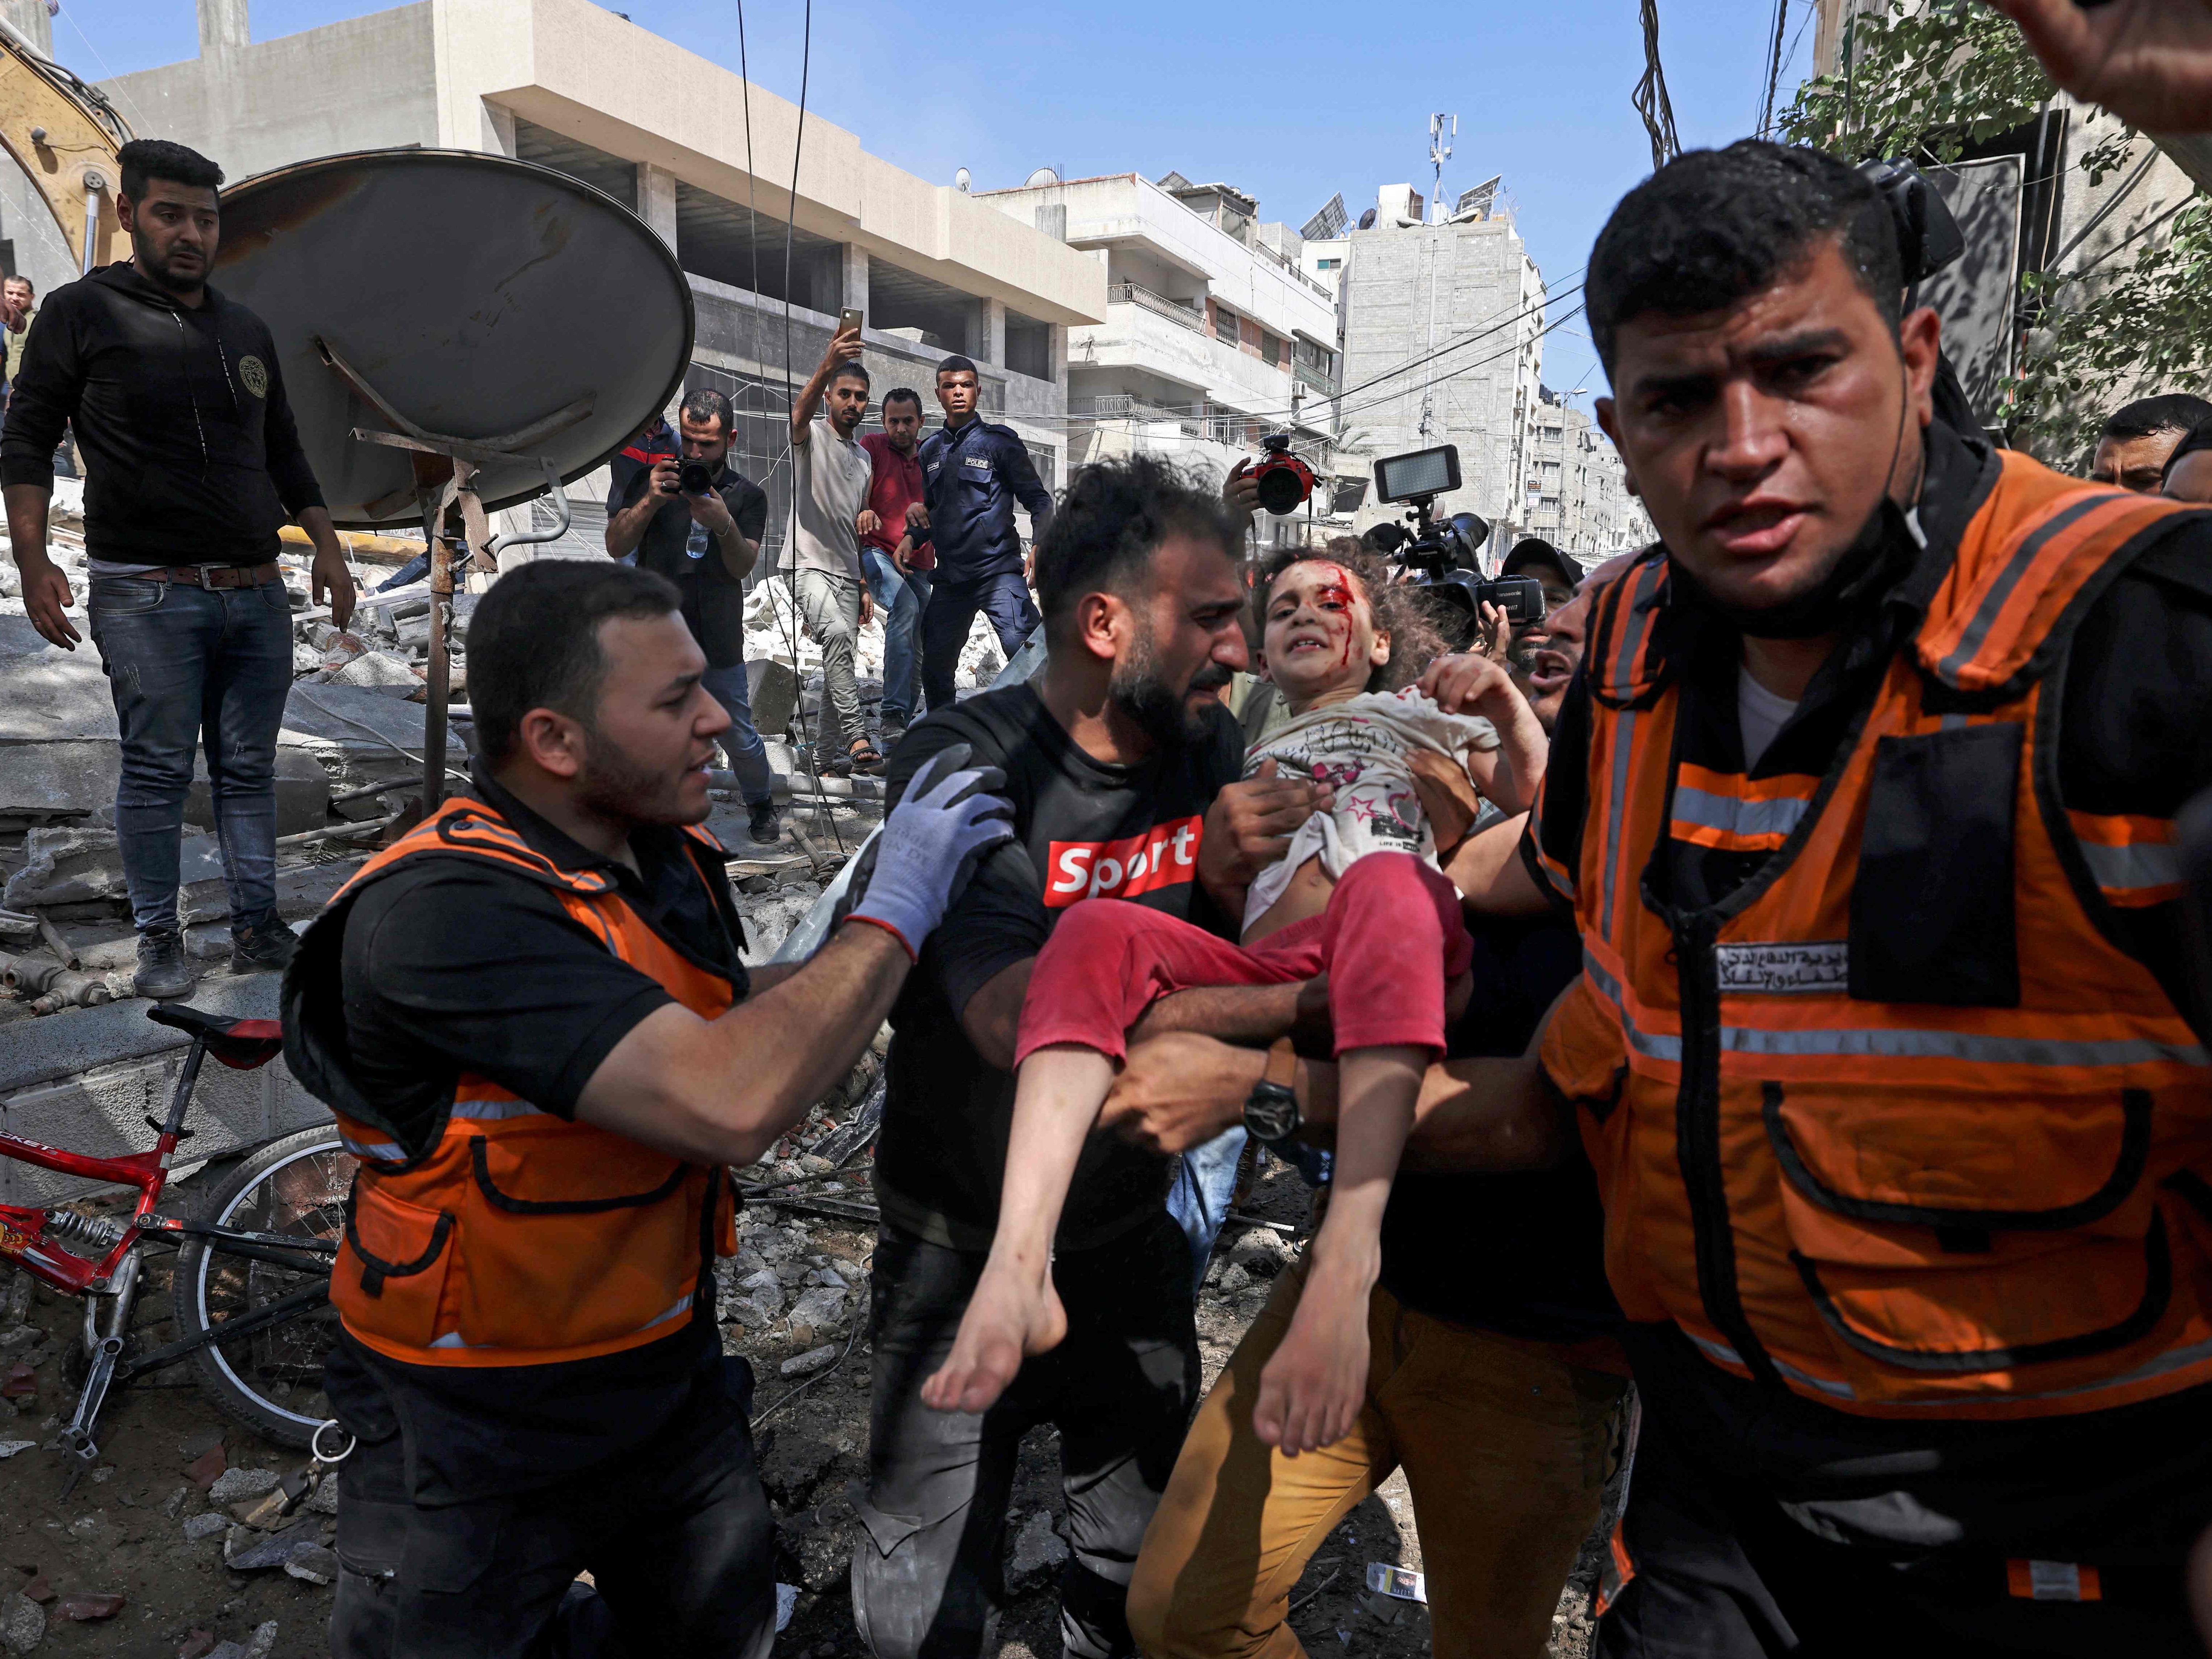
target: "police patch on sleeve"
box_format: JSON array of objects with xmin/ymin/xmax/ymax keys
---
[
  {"xmin": 1714, "ymin": 941, "xmax": 1848, "ymax": 995},
  {"xmin": 238, "ymin": 355, "xmax": 269, "ymax": 399}
]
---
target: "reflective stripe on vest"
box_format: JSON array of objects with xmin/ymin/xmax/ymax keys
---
[
  {"xmin": 326, "ymin": 797, "xmax": 739, "ymax": 1369},
  {"xmin": 1546, "ymin": 452, "xmax": 2212, "ymax": 1420}
]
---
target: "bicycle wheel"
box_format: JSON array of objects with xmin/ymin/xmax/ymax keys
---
[{"xmin": 171, "ymin": 1123, "xmax": 354, "ymax": 1448}]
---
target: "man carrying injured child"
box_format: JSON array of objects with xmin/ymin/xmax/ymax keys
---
[{"xmin": 922, "ymin": 544, "xmax": 1547, "ymax": 1452}]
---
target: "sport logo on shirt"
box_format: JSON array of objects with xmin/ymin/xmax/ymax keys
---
[{"xmin": 1045, "ymin": 816, "xmax": 1204, "ymax": 908}]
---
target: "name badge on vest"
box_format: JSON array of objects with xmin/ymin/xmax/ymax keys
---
[
  {"xmin": 1715, "ymin": 941, "xmax": 1848, "ymax": 995},
  {"xmin": 963, "ymin": 455, "xmax": 992, "ymax": 474}
]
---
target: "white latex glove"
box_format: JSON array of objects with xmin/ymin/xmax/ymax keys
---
[{"xmin": 842, "ymin": 743, "xmax": 1014, "ymax": 956}]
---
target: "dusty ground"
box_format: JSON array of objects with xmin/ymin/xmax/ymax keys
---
[{"xmin": 0, "ymin": 1048, "xmax": 1606, "ymax": 1659}]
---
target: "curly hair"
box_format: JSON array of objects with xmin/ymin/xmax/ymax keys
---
[
  {"xmin": 1035, "ymin": 453, "xmax": 1243, "ymax": 639},
  {"xmin": 1252, "ymin": 538, "xmax": 1448, "ymax": 693}
]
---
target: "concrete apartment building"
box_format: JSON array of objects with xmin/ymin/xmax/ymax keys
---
[
  {"xmin": 1335, "ymin": 184, "xmax": 1549, "ymax": 556},
  {"xmin": 975, "ymin": 170, "xmax": 1342, "ymax": 542},
  {"xmin": 1524, "ymin": 387, "xmax": 1652, "ymax": 556},
  {"xmin": 65, "ymin": 0, "xmax": 1103, "ymax": 560}
]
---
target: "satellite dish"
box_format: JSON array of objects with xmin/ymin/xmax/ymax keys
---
[
  {"xmin": 1024, "ymin": 166, "xmax": 1060, "ymax": 188},
  {"xmin": 213, "ymin": 148, "xmax": 693, "ymax": 528},
  {"xmin": 955, "ymin": 167, "xmax": 972, "ymax": 193}
]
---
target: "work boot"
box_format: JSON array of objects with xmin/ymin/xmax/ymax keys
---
[
  {"xmin": 133, "ymin": 928, "xmax": 196, "ymax": 1001},
  {"xmin": 229, "ymin": 913, "xmax": 299, "ymax": 975},
  {"xmin": 746, "ymin": 798, "xmax": 782, "ymax": 847}
]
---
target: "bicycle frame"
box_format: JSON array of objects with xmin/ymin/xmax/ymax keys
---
[{"xmin": 0, "ymin": 1027, "xmax": 208, "ymax": 1296}]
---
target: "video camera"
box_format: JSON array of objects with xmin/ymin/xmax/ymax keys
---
[{"xmin": 1367, "ymin": 444, "xmax": 1542, "ymax": 644}]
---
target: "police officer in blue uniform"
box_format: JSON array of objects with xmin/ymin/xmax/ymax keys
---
[{"xmin": 909, "ymin": 355, "xmax": 1055, "ymax": 711}]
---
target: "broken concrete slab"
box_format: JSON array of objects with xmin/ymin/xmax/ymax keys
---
[
  {"xmin": 1, "ymin": 825, "xmax": 222, "ymax": 911},
  {"xmin": 746, "ymin": 658, "xmax": 800, "ymax": 743},
  {"xmin": 0, "ymin": 617, "xmax": 114, "ymax": 744},
  {"xmin": 0, "ymin": 739, "xmax": 119, "ymax": 819}
]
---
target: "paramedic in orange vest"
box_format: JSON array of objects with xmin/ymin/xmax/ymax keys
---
[
  {"xmin": 280, "ymin": 558, "xmax": 1011, "ymax": 1659},
  {"xmin": 1446, "ymin": 140, "xmax": 2212, "ymax": 1656}
]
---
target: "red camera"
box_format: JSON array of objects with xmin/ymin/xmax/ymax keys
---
[{"xmin": 1249, "ymin": 433, "xmax": 1316, "ymax": 516}]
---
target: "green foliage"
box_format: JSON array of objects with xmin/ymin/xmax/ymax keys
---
[
  {"xmin": 1778, "ymin": 1, "xmax": 2050, "ymax": 164},
  {"xmin": 1778, "ymin": 0, "xmax": 2210, "ymax": 460}
]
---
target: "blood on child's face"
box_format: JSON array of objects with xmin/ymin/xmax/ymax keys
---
[{"xmin": 1261, "ymin": 561, "xmax": 1389, "ymax": 701}]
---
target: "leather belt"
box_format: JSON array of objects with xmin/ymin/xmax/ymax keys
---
[{"xmin": 138, "ymin": 562, "xmax": 283, "ymax": 589}]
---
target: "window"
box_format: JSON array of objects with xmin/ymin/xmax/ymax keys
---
[
  {"xmin": 1316, "ymin": 258, "xmax": 1341, "ymax": 271},
  {"xmin": 1213, "ymin": 304, "xmax": 1241, "ymax": 342}
]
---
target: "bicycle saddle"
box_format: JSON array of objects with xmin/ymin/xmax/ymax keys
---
[{"xmin": 147, "ymin": 1004, "xmax": 286, "ymax": 1070}]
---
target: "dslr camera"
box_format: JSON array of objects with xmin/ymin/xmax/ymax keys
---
[
  {"xmin": 1248, "ymin": 433, "xmax": 1318, "ymax": 516},
  {"xmin": 678, "ymin": 458, "xmax": 720, "ymax": 496},
  {"xmin": 1367, "ymin": 444, "xmax": 1544, "ymax": 644}
]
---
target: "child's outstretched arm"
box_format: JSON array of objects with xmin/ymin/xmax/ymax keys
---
[
  {"xmin": 1425, "ymin": 653, "xmax": 1549, "ymax": 815},
  {"xmin": 920, "ymin": 1044, "xmax": 1110, "ymax": 1414}
]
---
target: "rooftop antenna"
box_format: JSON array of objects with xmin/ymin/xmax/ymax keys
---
[
  {"xmin": 1417, "ymin": 114, "xmax": 1457, "ymax": 443},
  {"xmin": 1427, "ymin": 113, "xmax": 1455, "ymax": 226}
]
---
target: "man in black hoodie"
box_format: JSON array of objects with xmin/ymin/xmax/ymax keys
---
[{"xmin": 1, "ymin": 139, "xmax": 351, "ymax": 1000}]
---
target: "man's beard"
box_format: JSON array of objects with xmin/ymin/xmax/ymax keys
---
[
  {"xmin": 1109, "ymin": 627, "xmax": 1228, "ymax": 750},
  {"xmin": 132, "ymin": 228, "xmax": 204, "ymax": 297},
  {"xmin": 574, "ymin": 726, "xmax": 699, "ymax": 826}
]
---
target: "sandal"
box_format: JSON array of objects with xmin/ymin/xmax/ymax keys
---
[{"xmin": 846, "ymin": 739, "xmax": 886, "ymax": 775}]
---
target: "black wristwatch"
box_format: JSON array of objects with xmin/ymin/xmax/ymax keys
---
[{"xmin": 1242, "ymin": 1038, "xmax": 1302, "ymax": 1144}]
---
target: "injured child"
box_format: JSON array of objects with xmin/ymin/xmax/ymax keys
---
[{"xmin": 922, "ymin": 545, "xmax": 1540, "ymax": 1453}]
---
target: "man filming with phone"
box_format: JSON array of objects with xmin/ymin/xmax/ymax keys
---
[{"xmin": 606, "ymin": 389, "xmax": 780, "ymax": 845}]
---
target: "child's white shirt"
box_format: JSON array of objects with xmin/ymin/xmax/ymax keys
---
[{"xmin": 1239, "ymin": 688, "xmax": 1499, "ymax": 932}]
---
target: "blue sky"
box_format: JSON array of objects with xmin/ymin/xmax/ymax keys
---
[{"xmin": 56, "ymin": 0, "xmax": 1821, "ymax": 406}]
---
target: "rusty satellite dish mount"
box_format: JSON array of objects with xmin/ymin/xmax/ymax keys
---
[{"xmin": 214, "ymin": 147, "xmax": 696, "ymax": 809}]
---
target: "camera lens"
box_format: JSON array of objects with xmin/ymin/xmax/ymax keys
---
[
  {"xmin": 678, "ymin": 459, "xmax": 715, "ymax": 495},
  {"xmin": 1253, "ymin": 462, "xmax": 1309, "ymax": 517}
]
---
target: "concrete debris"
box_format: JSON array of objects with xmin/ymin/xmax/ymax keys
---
[
  {"xmin": 244, "ymin": 1622, "xmax": 280, "ymax": 1659},
  {"xmin": 283, "ymin": 1545, "xmax": 340, "ymax": 1586},
  {"xmin": 0, "ymin": 1440, "xmax": 34, "ymax": 1459},
  {"xmin": 787, "ymin": 1285, "xmax": 849, "ymax": 1333},
  {"xmin": 780, "ymin": 1344, "xmax": 841, "ymax": 1378},
  {"xmin": 1005, "ymin": 1510, "xmax": 1070, "ymax": 1595},
  {"xmin": 205, "ymin": 1466, "xmax": 279, "ymax": 1505},
  {"xmin": 222, "ymin": 1520, "xmax": 318, "ymax": 1571},
  {"xmin": 181, "ymin": 1513, "xmax": 227, "ymax": 1541},
  {"xmin": 0, "ymin": 1591, "xmax": 42, "ymax": 1655}
]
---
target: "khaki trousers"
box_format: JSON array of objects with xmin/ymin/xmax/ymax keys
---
[{"xmin": 1128, "ymin": 1252, "xmax": 1625, "ymax": 1659}]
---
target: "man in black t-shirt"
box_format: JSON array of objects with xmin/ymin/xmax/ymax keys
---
[
  {"xmin": 606, "ymin": 389, "xmax": 780, "ymax": 844},
  {"xmin": 283, "ymin": 559, "xmax": 1012, "ymax": 1659},
  {"xmin": 857, "ymin": 455, "xmax": 1330, "ymax": 1659}
]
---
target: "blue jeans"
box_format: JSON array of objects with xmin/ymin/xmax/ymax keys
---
[
  {"xmin": 1166, "ymin": 1126, "xmax": 1248, "ymax": 1297},
  {"xmin": 919, "ymin": 570, "xmax": 1040, "ymax": 713},
  {"xmin": 860, "ymin": 548, "xmax": 931, "ymax": 726},
  {"xmin": 88, "ymin": 574, "xmax": 296, "ymax": 934},
  {"xmin": 374, "ymin": 552, "xmax": 429, "ymax": 593},
  {"xmin": 699, "ymin": 662, "xmax": 775, "ymax": 808}
]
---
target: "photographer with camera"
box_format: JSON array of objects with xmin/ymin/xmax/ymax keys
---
[{"xmin": 605, "ymin": 388, "xmax": 779, "ymax": 845}]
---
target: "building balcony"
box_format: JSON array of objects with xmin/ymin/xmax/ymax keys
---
[
  {"xmin": 1071, "ymin": 297, "xmax": 1300, "ymax": 419},
  {"xmin": 1294, "ymin": 358, "xmax": 1339, "ymax": 396},
  {"xmin": 1108, "ymin": 281, "xmax": 1206, "ymax": 333}
]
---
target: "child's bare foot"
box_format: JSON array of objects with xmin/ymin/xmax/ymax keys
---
[
  {"xmin": 921, "ymin": 1263, "xmax": 1067, "ymax": 1414},
  {"xmin": 1252, "ymin": 1265, "xmax": 1370, "ymax": 1455}
]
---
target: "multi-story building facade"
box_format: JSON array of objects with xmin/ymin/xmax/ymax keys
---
[
  {"xmin": 73, "ymin": 0, "xmax": 1102, "ymax": 562},
  {"xmin": 1522, "ymin": 387, "xmax": 1653, "ymax": 556},
  {"xmin": 1335, "ymin": 185, "xmax": 1548, "ymax": 559},
  {"xmin": 975, "ymin": 170, "xmax": 1341, "ymax": 543}
]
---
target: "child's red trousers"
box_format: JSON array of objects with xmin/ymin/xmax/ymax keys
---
[{"xmin": 1014, "ymin": 851, "xmax": 1473, "ymax": 1065}]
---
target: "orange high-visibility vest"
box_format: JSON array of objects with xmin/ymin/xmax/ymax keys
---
[
  {"xmin": 1541, "ymin": 451, "xmax": 2212, "ymax": 1419},
  {"xmin": 302, "ymin": 796, "xmax": 739, "ymax": 1369}
]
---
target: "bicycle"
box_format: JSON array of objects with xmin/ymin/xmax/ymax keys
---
[{"xmin": 0, "ymin": 1002, "xmax": 352, "ymax": 1493}]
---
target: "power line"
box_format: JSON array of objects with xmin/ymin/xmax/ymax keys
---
[
  {"xmin": 1758, "ymin": 0, "xmax": 1791, "ymax": 140},
  {"xmin": 1634, "ymin": 0, "xmax": 1681, "ymax": 172}
]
